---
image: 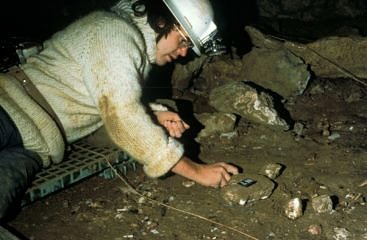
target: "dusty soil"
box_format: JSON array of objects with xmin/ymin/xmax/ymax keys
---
[{"xmin": 7, "ymin": 77, "xmax": 367, "ymax": 240}]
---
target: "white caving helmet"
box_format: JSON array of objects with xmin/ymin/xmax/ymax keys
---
[{"xmin": 162, "ymin": 0, "xmax": 226, "ymax": 56}]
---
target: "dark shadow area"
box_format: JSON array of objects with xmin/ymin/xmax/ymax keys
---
[
  {"xmin": 255, "ymin": 15, "xmax": 367, "ymax": 43},
  {"xmin": 2, "ymin": 0, "xmax": 367, "ymax": 46},
  {"xmin": 0, "ymin": 37, "xmax": 31, "ymax": 72},
  {"xmin": 175, "ymin": 99, "xmax": 204, "ymax": 162},
  {"xmin": 277, "ymin": 163, "xmax": 286, "ymax": 176},
  {"xmin": 330, "ymin": 195, "xmax": 340, "ymax": 209},
  {"xmin": 0, "ymin": 0, "xmax": 116, "ymax": 40},
  {"xmin": 142, "ymin": 64, "xmax": 175, "ymax": 101},
  {"xmin": 0, "ymin": 202, "xmax": 22, "ymax": 224},
  {"xmin": 210, "ymin": 0, "xmax": 259, "ymax": 56},
  {"xmin": 302, "ymin": 198, "xmax": 309, "ymax": 213}
]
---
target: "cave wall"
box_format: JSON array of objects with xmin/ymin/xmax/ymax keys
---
[
  {"xmin": 1, "ymin": 0, "xmax": 367, "ymax": 49},
  {"xmin": 256, "ymin": 0, "xmax": 367, "ymax": 21}
]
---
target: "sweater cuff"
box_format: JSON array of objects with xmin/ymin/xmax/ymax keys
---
[
  {"xmin": 143, "ymin": 137, "xmax": 184, "ymax": 178},
  {"xmin": 149, "ymin": 102, "xmax": 168, "ymax": 112}
]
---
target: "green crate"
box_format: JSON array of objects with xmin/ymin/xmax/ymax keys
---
[{"xmin": 22, "ymin": 140, "xmax": 136, "ymax": 205}]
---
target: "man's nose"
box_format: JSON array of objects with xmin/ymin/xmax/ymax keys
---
[{"xmin": 177, "ymin": 47, "xmax": 188, "ymax": 57}]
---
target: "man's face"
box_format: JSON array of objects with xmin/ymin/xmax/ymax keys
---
[{"xmin": 155, "ymin": 25, "xmax": 191, "ymax": 66}]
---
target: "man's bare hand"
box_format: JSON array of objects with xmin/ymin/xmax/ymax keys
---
[
  {"xmin": 193, "ymin": 162, "xmax": 239, "ymax": 188},
  {"xmin": 154, "ymin": 111, "xmax": 190, "ymax": 138},
  {"xmin": 172, "ymin": 157, "xmax": 239, "ymax": 188}
]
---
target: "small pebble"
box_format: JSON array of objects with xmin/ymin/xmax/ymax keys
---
[
  {"xmin": 312, "ymin": 195, "xmax": 333, "ymax": 213},
  {"xmin": 138, "ymin": 197, "xmax": 146, "ymax": 204},
  {"xmin": 285, "ymin": 198, "xmax": 303, "ymax": 220},
  {"xmin": 150, "ymin": 229, "xmax": 159, "ymax": 234},
  {"xmin": 182, "ymin": 180, "xmax": 196, "ymax": 188},
  {"xmin": 308, "ymin": 224, "xmax": 322, "ymax": 235},
  {"xmin": 262, "ymin": 163, "xmax": 283, "ymax": 179}
]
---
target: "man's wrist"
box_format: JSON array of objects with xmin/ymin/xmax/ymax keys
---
[{"xmin": 171, "ymin": 156, "xmax": 200, "ymax": 181}]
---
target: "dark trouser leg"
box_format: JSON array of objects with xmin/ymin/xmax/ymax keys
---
[
  {"xmin": 0, "ymin": 147, "xmax": 41, "ymax": 221},
  {"xmin": 0, "ymin": 106, "xmax": 42, "ymax": 222}
]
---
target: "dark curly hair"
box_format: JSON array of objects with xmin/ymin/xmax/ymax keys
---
[{"xmin": 132, "ymin": 0, "xmax": 178, "ymax": 42}]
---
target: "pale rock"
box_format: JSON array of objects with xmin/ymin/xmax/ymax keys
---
[
  {"xmin": 312, "ymin": 195, "xmax": 333, "ymax": 213},
  {"xmin": 221, "ymin": 173, "xmax": 275, "ymax": 206}
]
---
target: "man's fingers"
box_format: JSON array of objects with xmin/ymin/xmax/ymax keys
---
[
  {"xmin": 174, "ymin": 120, "xmax": 188, "ymax": 134},
  {"xmin": 220, "ymin": 173, "xmax": 230, "ymax": 188},
  {"xmin": 182, "ymin": 120, "xmax": 190, "ymax": 129},
  {"xmin": 218, "ymin": 163, "xmax": 239, "ymax": 175},
  {"xmin": 171, "ymin": 122, "xmax": 182, "ymax": 138},
  {"xmin": 171, "ymin": 121, "xmax": 182, "ymax": 135},
  {"xmin": 228, "ymin": 166, "xmax": 239, "ymax": 175},
  {"xmin": 222, "ymin": 171, "xmax": 231, "ymax": 183},
  {"xmin": 164, "ymin": 121, "xmax": 188, "ymax": 138}
]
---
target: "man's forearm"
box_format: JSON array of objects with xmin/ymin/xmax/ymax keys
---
[{"xmin": 171, "ymin": 156, "xmax": 199, "ymax": 182}]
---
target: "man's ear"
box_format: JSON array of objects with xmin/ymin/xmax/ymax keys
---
[{"xmin": 158, "ymin": 17, "xmax": 166, "ymax": 28}]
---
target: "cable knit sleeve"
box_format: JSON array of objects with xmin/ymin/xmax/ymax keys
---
[{"xmin": 82, "ymin": 13, "xmax": 184, "ymax": 178}]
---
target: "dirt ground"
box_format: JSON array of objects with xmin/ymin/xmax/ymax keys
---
[{"xmin": 6, "ymin": 77, "xmax": 367, "ymax": 239}]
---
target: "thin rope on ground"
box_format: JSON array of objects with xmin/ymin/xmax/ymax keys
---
[
  {"xmin": 269, "ymin": 34, "xmax": 367, "ymax": 88},
  {"xmin": 82, "ymin": 149, "xmax": 261, "ymax": 240},
  {"xmin": 107, "ymin": 161, "xmax": 259, "ymax": 240}
]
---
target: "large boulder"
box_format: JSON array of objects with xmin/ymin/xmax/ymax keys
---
[
  {"xmin": 246, "ymin": 26, "xmax": 367, "ymax": 79},
  {"xmin": 241, "ymin": 48, "xmax": 310, "ymax": 98},
  {"xmin": 209, "ymin": 81, "xmax": 289, "ymax": 129}
]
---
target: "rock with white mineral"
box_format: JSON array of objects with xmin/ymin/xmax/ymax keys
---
[
  {"xmin": 261, "ymin": 163, "xmax": 284, "ymax": 179},
  {"xmin": 285, "ymin": 197, "xmax": 303, "ymax": 220},
  {"xmin": 209, "ymin": 81, "xmax": 289, "ymax": 130}
]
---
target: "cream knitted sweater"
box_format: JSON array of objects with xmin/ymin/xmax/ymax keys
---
[{"xmin": 0, "ymin": 8, "xmax": 184, "ymax": 177}]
